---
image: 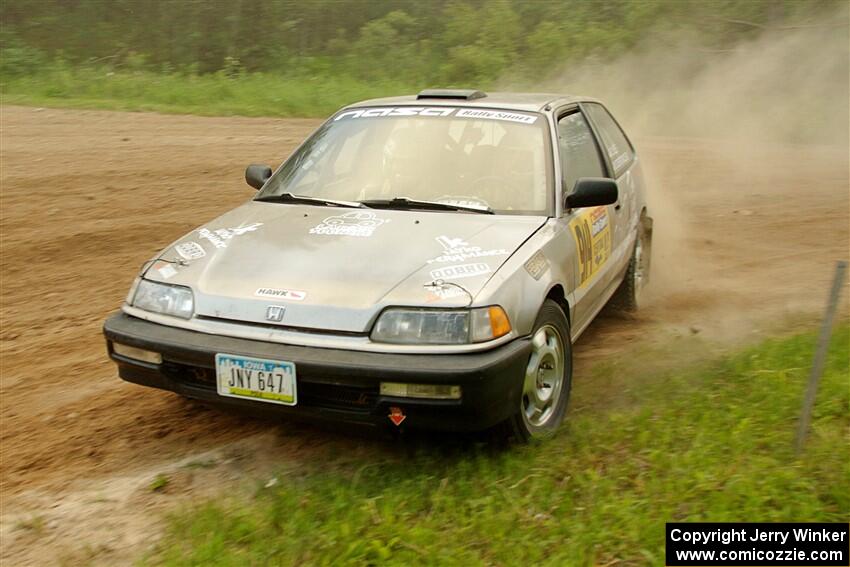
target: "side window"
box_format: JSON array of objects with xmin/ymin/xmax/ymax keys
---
[
  {"xmin": 557, "ymin": 111, "xmax": 606, "ymax": 193},
  {"xmin": 585, "ymin": 103, "xmax": 633, "ymax": 177}
]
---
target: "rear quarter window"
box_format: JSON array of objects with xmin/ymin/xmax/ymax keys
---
[{"xmin": 585, "ymin": 103, "xmax": 634, "ymax": 177}]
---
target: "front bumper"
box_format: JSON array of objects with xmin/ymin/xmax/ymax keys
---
[{"xmin": 103, "ymin": 312, "xmax": 531, "ymax": 432}]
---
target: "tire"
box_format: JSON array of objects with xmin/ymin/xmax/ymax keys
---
[
  {"xmin": 609, "ymin": 215, "xmax": 651, "ymax": 313},
  {"xmin": 499, "ymin": 299, "xmax": 572, "ymax": 442}
]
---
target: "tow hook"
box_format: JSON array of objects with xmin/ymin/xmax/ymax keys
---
[{"xmin": 388, "ymin": 406, "xmax": 406, "ymax": 426}]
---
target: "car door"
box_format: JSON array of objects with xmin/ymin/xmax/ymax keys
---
[
  {"xmin": 555, "ymin": 107, "xmax": 616, "ymax": 329},
  {"xmin": 582, "ymin": 102, "xmax": 638, "ymax": 283}
]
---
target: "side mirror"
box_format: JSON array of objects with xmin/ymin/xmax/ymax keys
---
[
  {"xmin": 245, "ymin": 164, "xmax": 272, "ymax": 190},
  {"xmin": 564, "ymin": 178, "xmax": 618, "ymax": 209}
]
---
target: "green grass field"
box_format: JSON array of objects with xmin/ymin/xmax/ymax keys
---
[
  {"xmin": 148, "ymin": 324, "xmax": 849, "ymax": 566},
  {"xmin": 1, "ymin": 67, "xmax": 416, "ymax": 118}
]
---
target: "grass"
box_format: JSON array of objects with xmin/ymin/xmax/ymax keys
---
[
  {"xmin": 1, "ymin": 67, "xmax": 418, "ymax": 118},
  {"xmin": 148, "ymin": 324, "xmax": 849, "ymax": 566},
  {"xmin": 150, "ymin": 474, "xmax": 170, "ymax": 493}
]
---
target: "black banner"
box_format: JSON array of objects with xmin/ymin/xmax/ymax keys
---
[{"xmin": 666, "ymin": 523, "xmax": 849, "ymax": 566}]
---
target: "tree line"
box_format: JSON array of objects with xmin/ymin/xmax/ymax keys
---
[{"xmin": 1, "ymin": 0, "xmax": 842, "ymax": 83}]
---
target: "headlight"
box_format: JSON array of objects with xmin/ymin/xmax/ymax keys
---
[
  {"xmin": 125, "ymin": 276, "xmax": 141, "ymax": 305},
  {"xmin": 371, "ymin": 306, "xmax": 511, "ymax": 345},
  {"xmin": 132, "ymin": 279, "xmax": 194, "ymax": 319}
]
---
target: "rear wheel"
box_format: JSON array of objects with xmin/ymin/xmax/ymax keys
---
[
  {"xmin": 609, "ymin": 215, "xmax": 651, "ymax": 313},
  {"xmin": 500, "ymin": 299, "xmax": 572, "ymax": 442}
]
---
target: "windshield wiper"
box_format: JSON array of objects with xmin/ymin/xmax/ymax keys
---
[
  {"xmin": 359, "ymin": 197, "xmax": 493, "ymax": 214},
  {"xmin": 255, "ymin": 192, "xmax": 364, "ymax": 208}
]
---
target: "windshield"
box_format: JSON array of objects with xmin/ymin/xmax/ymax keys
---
[{"xmin": 257, "ymin": 106, "xmax": 553, "ymax": 215}]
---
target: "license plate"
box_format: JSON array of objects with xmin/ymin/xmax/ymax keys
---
[{"xmin": 215, "ymin": 353, "xmax": 297, "ymax": 406}]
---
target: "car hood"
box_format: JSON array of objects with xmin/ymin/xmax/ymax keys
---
[{"xmin": 146, "ymin": 202, "xmax": 546, "ymax": 333}]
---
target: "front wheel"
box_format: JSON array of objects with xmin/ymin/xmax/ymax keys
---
[{"xmin": 500, "ymin": 299, "xmax": 572, "ymax": 442}]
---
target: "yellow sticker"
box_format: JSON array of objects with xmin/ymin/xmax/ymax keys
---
[
  {"xmin": 229, "ymin": 387, "xmax": 294, "ymax": 403},
  {"xmin": 569, "ymin": 206, "xmax": 612, "ymax": 287}
]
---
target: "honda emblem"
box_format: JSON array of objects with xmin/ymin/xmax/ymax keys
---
[{"xmin": 266, "ymin": 305, "xmax": 286, "ymax": 322}]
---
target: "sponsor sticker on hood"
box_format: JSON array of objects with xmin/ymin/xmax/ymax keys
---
[
  {"xmin": 255, "ymin": 288, "xmax": 306, "ymax": 301},
  {"xmin": 183, "ymin": 201, "xmax": 547, "ymax": 331},
  {"xmin": 175, "ymin": 241, "xmax": 206, "ymax": 260},
  {"xmin": 199, "ymin": 222, "xmax": 263, "ymax": 249},
  {"xmin": 429, "ymin": 235, "xmax": 508, "ymax": 264},
  {"xmin": 430, "ymin": 262, "xmax": 491, "ymax": 281},
  {"xmin": 309, "ymin": 211, "xmax": 388, "ymax": 237}
]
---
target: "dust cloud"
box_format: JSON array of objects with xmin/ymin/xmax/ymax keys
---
[
  {"xmin": 538, "ymin": 11, "xmax": 849, "ymax": 146},
  {"xmin": 516, "ymin": 13, "xmax": 850, "ymax": 336}
]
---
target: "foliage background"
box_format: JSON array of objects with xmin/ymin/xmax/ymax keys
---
[
  {"xmin": 0, "ymin": 0, "xmax": 841, "ymax": 80},
  {"xmin": 1, "ymin": 0, "xmax": 846, "ymax": 122}
]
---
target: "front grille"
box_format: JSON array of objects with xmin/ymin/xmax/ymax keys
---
[
  {"xmin": 299, "ymin": 382, "xmax": 378, "ymax": 412},
  {"xmin": 163, "ymin": 362, "xmax": 215, "ymax": 389},
  {"xmin": 162, "ymin": 362, "xmax": 378, "ymax": 413},
  {"xmin": 194, "ymin": 315, "xmax": 367, "ymax": 337}
]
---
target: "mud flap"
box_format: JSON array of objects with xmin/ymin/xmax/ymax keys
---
[{"xmin": 641, "ymin": 214, "xmax": 653, "ymax": 286}]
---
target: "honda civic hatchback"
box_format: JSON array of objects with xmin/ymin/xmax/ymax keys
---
[{"xmin": 103, "ymin": 89, "xmax": 652, "ymax": 440}]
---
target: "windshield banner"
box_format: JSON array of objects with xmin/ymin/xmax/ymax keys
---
[{"xmin": 334, "ymin": 106, "xmax": 538, "ymax": 124}]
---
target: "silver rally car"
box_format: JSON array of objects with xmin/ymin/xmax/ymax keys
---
[{"xmin": 104, "ymin": 89, "xmax": 652, "ymax": 440}]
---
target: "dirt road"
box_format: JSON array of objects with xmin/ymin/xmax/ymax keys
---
[{"xmin": 1, "ymin": 106, "xmax": 847, "ymax": 565}]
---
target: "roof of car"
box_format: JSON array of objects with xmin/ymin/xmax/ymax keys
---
[{"xmin": 345, "ymin": 91, "xmax": 599, "ymax": 113}]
